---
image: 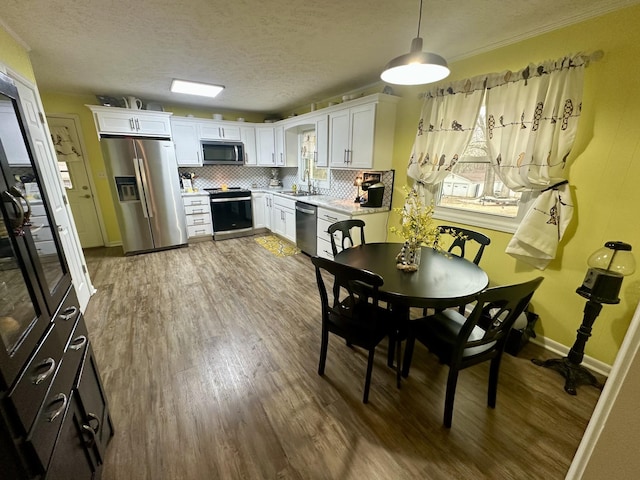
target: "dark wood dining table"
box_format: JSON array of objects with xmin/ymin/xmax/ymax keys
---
[
  {"xmin": 333, "ymin": 242, "xmax": 489, "ymax": 385},
  {"xmin": 333, "ymin": 242, "xmax": 489, "ymax": 310}
]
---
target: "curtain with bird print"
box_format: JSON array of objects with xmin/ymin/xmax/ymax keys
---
[{"xmin": 484, "ymin": 56, "xmax": 585, "ymax": 269}]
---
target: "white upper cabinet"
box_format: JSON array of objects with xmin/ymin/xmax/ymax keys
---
[
  {"xmin": 198, "ymin": 120, "xmax": 241, "ymax": 141},
  {"xmin": 328, "ymin": 94, "xmax": 398, "ymax": 170},
  {"xmin": 274, "ymin": 125, "xmax": 286, "ymax": 166},
  {"xmin": 240, "ymin": 126, "xmax": 257, "ymax": 165},
  {"xmin": 171, "ymin": 118, "xmax": 202, "ymax": 167},
  {"xmin": 255, "ymin": 126, "xmax": 276, "ymax": 166},
  {"xmin": 87, "ymin": 105, "xmax": 172, "ymax": 137},
  {"xmin": 315, "ymin": 114, "xmax": 329, "ymax": 168}
]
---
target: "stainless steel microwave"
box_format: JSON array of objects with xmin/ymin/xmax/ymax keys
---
[{"xmin": 201, "ymin": 140, "xmax": 245, "ymax": 165}]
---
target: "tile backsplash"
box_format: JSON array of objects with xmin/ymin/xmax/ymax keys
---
[{"xmin": 179, "ymin": 166, "xmax": 395, "ymax": 208}]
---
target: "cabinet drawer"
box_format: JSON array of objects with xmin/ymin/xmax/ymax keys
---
[
  {"xmin": 7, "ymin": 325, "xmax": 63, "ymax": 435},
  {"xmin": 30, "ymin": 204, "xmax": 47, "ymax": 217},
  {"xmin": 184, "ymin": 204, "xmax": 210, "ymax": 215},
  {"xmin": 182, "ymin": 195, "xmax": 209, "ymax": 207},
  {"xmin": 317, "ymin": 208, "xmax": 349, "ymax": 225},
  {"xmin": 53, "ymin": 288, "xmax": 81, "ymax": 351},
  {"xmin": 273, "ymin": 195, "xmax": 295, "ymax": 210},
  {"xmin": 317, "ymin": 237, "xmax": 334, "ymax": 260},
  {"xmin": 27, "ymin": 339, "xmax": 84, "ymax": 471},
  {"xmin": 30, "ymin": 225, "xmax": 54, "ymax": 242},
  {"xmin": 187, "ymin": 223, "xmax": 213, "ymax": 238},
  {"xmin": 186, "ymin": 213, "xmax": 211, "ymax": 227},
  {"xmin": 34, "ymin": 240, "xmax": 57, "ymax": 255}
]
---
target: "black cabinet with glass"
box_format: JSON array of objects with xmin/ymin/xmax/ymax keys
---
[{"xmin": 0, "ymin": 72, "xmax": 113, "ymax": 478}]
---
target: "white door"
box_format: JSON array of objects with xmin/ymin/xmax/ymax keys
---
[
  {"xmin": 9, "ymin": 72, "xmax": 95, "ymax": 310},
  {"xmin": 47, "ymin": 114, "xmax": 105, "ymax": 248}
]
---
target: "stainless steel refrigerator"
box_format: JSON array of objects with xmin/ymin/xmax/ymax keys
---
[{"xmin": 100, "ymin": 136, "xmax": 187, "ymax": 254}]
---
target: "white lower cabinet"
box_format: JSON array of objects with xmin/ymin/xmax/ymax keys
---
[
  {"xmin": 182, "ymin": 193, "xmax": 212, "ymax": 241},
  {"xmin": 316, "ymin": 207, "xmax": 389, "ymax": 260},
  {"xmin": 252, "ymin": 192, "xmax": 273, "ymax": 230},
  {"xmin": 272, "ymin": 195, "xmax": 296, "ymax": 244}
]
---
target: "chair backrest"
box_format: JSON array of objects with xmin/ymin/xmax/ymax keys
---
[
  {"xmin": 311, "ymin": 255, "xmax": 383, "ymax": 320},
  {"xmin": 327, "ymin": 219, "xmax": 366, "ymax": 256},
  {"xmin": 438, "ymin": 225, "xmax": 491, "ymax": 265},
  {"xmin": 453, "ymin": 277, "xmax": 544, "ymax": 364}
]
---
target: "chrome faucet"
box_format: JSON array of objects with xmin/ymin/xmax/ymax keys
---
[{"xmin": 303, "ymin": 167, "xmax": 312, "ymax": 194}]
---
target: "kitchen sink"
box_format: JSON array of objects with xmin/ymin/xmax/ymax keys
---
[{"xmin": 280, "ymin": 190, "xmax": 318, "ymax": 197}]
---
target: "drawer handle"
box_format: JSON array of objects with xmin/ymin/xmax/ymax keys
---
[
  {"xmin": 47, "ymin": 393, "xmax": 68, "ymax": 423},
  {"xmin": 87, "ymin": 412, "xmax": 101, "ymax": 434},
  {"xmin": 192, "ymin": 208, "xmax": 204, "ymax": 213},
  {"xmin": 33, "ymin": 357, "xmax": 56, "ymax": 385},
  {"xmin": 325, "ymin": 215, "xmax": 338, "ymax": 221},
  {"xmin": 81, "ymin": 423, "xmax": 97, "ymax": 448},
  {"xmin": 69, "ymin": 335, "xmax": 88, "ymax": 351},
  {"xmin": 193, "ymin": 219, "xmax": 205, "ymax": 224},
  {"xmin": 59, "ymin": 306, "xmax": 78, "ymax": 321}
]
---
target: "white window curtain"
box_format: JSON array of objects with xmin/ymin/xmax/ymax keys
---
[
  {"xmin": 485, "ymin": 56, "xmax": 585, "ymax": 269},
  {"xmin": 407, "ymin": 77, "xmax": 485, "ymax": 198}
]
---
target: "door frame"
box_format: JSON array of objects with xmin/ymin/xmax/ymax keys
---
[{"xmin": 46, "ymin": 113, "xmax": 107, "ymax": 247}]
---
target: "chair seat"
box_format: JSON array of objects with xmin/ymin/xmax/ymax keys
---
[
  {"xmin": 415, "ymin": 309, "xmax": 496, "ymax": 363},
  {"xmin": 328, "ymin": 300, "xmax": 392, "ymax": 348}
]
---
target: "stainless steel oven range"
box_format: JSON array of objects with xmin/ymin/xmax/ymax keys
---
[{"xmin": 205, "ymin": 188, "xmax": 253, "ymax": 240}]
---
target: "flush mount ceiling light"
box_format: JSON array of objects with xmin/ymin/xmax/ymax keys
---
[
  {"xmin": 380, "ymin": 0, "xmax": 450, "ymax": 86},
  {"xmin": 170, "ymin": 79, "xmax": 224, "ymax": 98}
]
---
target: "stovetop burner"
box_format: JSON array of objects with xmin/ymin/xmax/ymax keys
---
[{"xmin": 204, "ymin": 187, "xmax": 252, "ymax": 199}]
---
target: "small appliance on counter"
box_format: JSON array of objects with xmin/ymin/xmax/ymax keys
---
[
  {"xmin": 361, "ymin": 182, "xmax": 385, "ymax": 207},
  {"xmin": 268, "ymin": 168, "xmax": 282, "ymax": 188}
]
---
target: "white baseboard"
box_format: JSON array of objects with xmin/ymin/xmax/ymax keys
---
[
  {"xmin": 530, "ymin": 335, "xmax": 611, "ymax": 377},
  {"xmin": 105, "ymin": 240, "xmax": 122, "ymax": 248}
]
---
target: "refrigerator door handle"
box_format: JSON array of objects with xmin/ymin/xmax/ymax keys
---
[
  {"xmin": 137, "ymin": 157, "xmax": 154, "ymax": 218},
  {"xmin": 133, "ymin": 157, "xmax": 150, "ymax": 218}
]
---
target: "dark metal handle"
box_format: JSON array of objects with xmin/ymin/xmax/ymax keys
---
[
  {"xmin": 69, "ymin": 335, "xmax": 87, "ymax": 351},
  {"xmin": 87, "ymin": 412, "xmax": 101, "ymax": 434},
  {"xmin": 33, "ymin": 357, "xmax": 56, "ymax": 385},
  {"xmin": 81, "ymin": 423, "xmax": 97, "ymax": 448},
  {"xmin": 59, "ymin": 305, "xmax": 78, "ymax": 321},
  {"xmin": 47, "ymin": 393, "xmax": 67, "ymax": 423},
  {"xmin": 2, "ymin": 190, "xmax": 25, "ymax": 235}
]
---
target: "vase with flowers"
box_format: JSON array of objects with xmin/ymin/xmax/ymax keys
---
[{"xmin": 389, "ymin": 186, "xmax": 441, "ymax": 272}]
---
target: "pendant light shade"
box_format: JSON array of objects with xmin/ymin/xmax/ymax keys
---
[{"xmin": 381, "ymin": 1, "xmax": 450, "ymax": 85}]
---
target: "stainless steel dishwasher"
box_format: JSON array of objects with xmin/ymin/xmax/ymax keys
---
[{"xmin": 295, "ymin": 201, "xmax": 317, "ymax": 256}]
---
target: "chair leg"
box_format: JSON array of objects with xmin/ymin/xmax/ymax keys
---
[
  {"xmin": 363, "ymin": 348, "xmax": 376, "ymax": 403},
  {"xmin": 444, "ymin": 368, "xmax": 460, "ymax": 428},
  {"xmin": 488, "ymin": 355, "xmax": 503, "ymax": 408},
  {"xmin": 402, "ymin": 334, "xmax": 415, "ymax": 378},
  {"xmin": 396, "ymin": 336, "xmax": 402, "ymax": 389},
  {"xmin": 318, "ymin": 329, "xmax": 329, "ymax": 376},
  {"xmin": 387, "ymin": 331, "xmax": 396, "ymax": 368}
]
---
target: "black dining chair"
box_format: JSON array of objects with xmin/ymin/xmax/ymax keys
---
[
  {"xmin": 328, "ymin": 219, "xmax": 366, "ymax": 256},
  {"xmin": 402, "ymin": 276, "xmax": 544, "ymax": 428},
  {"xmin": 311, "ymin": 255, "xmax": 397, "ymax": 403},
  {"xmin": 438, "ymin": 225, "xmax": 491, "ymax": 265}
]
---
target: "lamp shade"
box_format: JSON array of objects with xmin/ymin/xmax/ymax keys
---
[{"xmin": 381, "ymin": 37, "xmax": 450, "ymax": 85}]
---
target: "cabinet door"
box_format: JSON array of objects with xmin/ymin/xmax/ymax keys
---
[
  {"xmin": 199, "ymin": 122, "xmax": 241, "ymax": 141},
  {"xmin": 315, "ymin": 115, "xmax": 329, "ymax": 167},
  {"xmin": 282, "ymin": 207, "xmax": 296, "ymax": 243},
  {"xmin": 76, "ymin": 342, "xmax": 113, "ymax": 457},
  {"xmin": 45, "ymin": 391, "xmax": 100, "ymax": 480},
  {"xmin": 348, "ymin": 103, "xmax": 376, "ymax": 169},
  {"xmin": 256, "ymin": 127, "xmax": 276, "ymax": 166},
  {"xmin": 264, "ymin": 194, "xmax": 273, "ymax": 230},
  {"xmin": 329, "ymin": 109, "xmax": 350, "ymax": 168},
  {"xmin": 172, "ymin": 120, "xmax": 202, "ymax": 167},
  {"xmin": 240, "ymin": 126, "xmax": 257, "ymax": 165},
  {"xmin": 274, "ymin": 126, "xmax": 285, "ymax": 166},
  {"xmin": 94, "ymin": 110, "xmax": 137, "ymax": 134},
  {"xmin": 251, "ymin": 193, "xmax": 265, "ymax": 228},
  {"xmin": 134, "ymin": 115, "xmax": 172, "ymax": 137}
]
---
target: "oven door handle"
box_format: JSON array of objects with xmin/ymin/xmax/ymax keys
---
[{"xmin": 210, "ymin": 196, "xmax": 252, "ymax": 203}]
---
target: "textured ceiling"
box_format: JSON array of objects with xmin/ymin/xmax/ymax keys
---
[{"xmin": 1, "ymin": 0, "xmax": 638, "ymax": 115}]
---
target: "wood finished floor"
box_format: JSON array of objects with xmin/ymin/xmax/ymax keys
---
[{"xmin": 83, "ymin": 237, "xmax": 602, "ymax": 480}]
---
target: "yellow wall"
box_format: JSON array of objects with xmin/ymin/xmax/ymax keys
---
[
  {"xmin": 388, "ymin": 5, "xmax": 640, "ymax": 365},
  {"xmin": 0, "ymin": 27, "xmax": 35, "ymax": 82}
]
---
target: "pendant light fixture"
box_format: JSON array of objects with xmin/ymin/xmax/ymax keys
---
[{"xmin": 380, "ymin": 0, "xmax": 450, "ymax": 85}]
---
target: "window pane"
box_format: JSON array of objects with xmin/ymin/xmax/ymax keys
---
[{"xmin": 439, "ymin": 162, "xmax": 521, "ymax": 218}]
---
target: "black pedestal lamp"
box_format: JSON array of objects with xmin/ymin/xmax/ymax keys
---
[{"xmin": 533, "ymin": 241, "xmax": 635, "ymax": 395}]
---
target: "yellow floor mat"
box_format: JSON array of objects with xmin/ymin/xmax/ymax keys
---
[{"xmin": 255, "ymin": 235, "xmax": 301, "ymax": 257}]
